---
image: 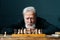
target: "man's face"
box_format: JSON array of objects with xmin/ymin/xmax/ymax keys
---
[{"xmin": 24, "ymin": 11, "xmax": 36, "ymax": 27}]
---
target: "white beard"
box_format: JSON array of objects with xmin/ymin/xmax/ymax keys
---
[{"xmin": 25, "ymin": 24, "xmax": 35, "ymax": 29}]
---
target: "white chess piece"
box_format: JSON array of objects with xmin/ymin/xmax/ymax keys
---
[
  {"xmin": 4, "ymin": 32, "xmax": 6, "ymax": 37},
  {"xmin": 24, "ymin": 29, "xmax": 27, "ymax": 34},
  {"xmin": 38, "ymin": 29, "xmax": 41, "ymax": 34},
  {"xmin": 35, "ymin": 29, "xmax": 38, "ymax": 34},
  {"xmin": 21, "ymin": 29, "xmax": 23, "ymax": 34},
  {"xmin": 18, "ymin": 29, "xmax": 20, "ymax": 34},
  {"xmin": 18, "ymin": 32, "xmax": 20, "ymax": 34}
]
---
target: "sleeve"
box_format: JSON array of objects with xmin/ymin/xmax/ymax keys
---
[{"xmin": 42, "ymin": 21, "xmax": 60, "ymax": 35}]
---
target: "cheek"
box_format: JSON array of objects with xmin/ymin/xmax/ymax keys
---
[
  {"xmin": 31, "ymin": 19, "xmax": 35, "ymax": 23},
  {"xmin": 33, "ymin": 18, "xmax": 36, "ymax": 23},
  {"xmin": 25, "ymin": 19, "xmax": 29, "ymax": 23}
]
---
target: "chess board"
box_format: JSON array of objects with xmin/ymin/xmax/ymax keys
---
[{"xmin": 12, "ymin": 34, "xmax": 46, "ymax": 37}]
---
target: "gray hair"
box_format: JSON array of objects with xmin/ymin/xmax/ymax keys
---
[{"xmin": 23, "ymin": 6, "xmax": 36, "ymax": 14}]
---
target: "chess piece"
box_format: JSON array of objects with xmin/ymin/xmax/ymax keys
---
[
  {"xmin": 30, "ymin": 28, "xmax": 35, "ymax": 34},
  {"xmin": 21, "ymin": 29, "xmax": 23, "ymax": 34},
  {"xmin": 4, "ymin": 31, "xmax": 6, "ymax": 37},
  {"xmin": 27, "ymin": 28, "xmax": 31, "ymax": 34},
  {"xmin": 24, "ymin": 29, "xmax": 27, "ymax": 34},
  {"xmin": 14, "ymin": 29, "xmax": 17, "ymax": 34},
  {"xmin": 18, "ymin": 29, "xmax": 20, "ymax": 34},
  {"xmin": 38, "ymin": 29, "xmax": 41, "ymax": 34},
  {"xmin": 18, "ymin": 32, "xmax": 20, "ymax": 34},
  {"xmin": 35, "ymin": 29, "xmax": 38, "ymax": 34}
]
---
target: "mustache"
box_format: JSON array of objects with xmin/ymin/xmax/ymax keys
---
[
  {"xmin": 26, "ymin": 23, "xmax": 33, "ymax": 24},
  {"xmin": 27, "ymin": 23, "xmax": 33, "ymax": 26}
]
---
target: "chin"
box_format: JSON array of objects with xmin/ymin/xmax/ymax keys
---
[{"xmin": 28, "ymin": 24, "xmax": 33, "ymax": 26}]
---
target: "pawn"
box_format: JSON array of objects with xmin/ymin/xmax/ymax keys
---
[
  {"xmin": 24, "ymin": 29, "xmax": 27, "ymax": 34},
  {"xmin": 4, "ymin": 31, "xmax": 6, "ymax": 37},
  {"xmin": 18, "ymin": 29, "xmax": 20, "ymax": 34},
  {"xmin": 30, "ymin": 28, "xmax": 35, "ymax": 34},
  {"xmin": 18, "ymin": 32, "xmax": 20, "ymax": 34},
  {"xmin": 14, "ymin": 29, "xmax": 17, "ymax": 34},
  {"xmin": 27, "ymin": 28, "xmax": 31, "ymax": 34},
  {"xmin": 35, "ymin": 29, "xmax": 38, "ymax": 34},
  {"xmin": 38, "ymin": 29, "xmax": 41, "ymax": 34},
  {"xmin": 20, "ymin": 29, "xmax": 23, "ymax": 34}
]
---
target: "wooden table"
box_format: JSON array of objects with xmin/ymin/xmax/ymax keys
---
[
  {"xmin": 0, "ymin": 36, "xmax": 60, "ymax": 40},
  {"xmin": 0, "ymin": 34, "xmax": 60, "ymax": 40}
]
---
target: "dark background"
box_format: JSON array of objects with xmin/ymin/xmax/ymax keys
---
[{"xmin": 0, "ymin": 0, "xmax": 60, "ymax": 30}]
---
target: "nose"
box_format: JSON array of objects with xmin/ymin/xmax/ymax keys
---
[{"xmin": 29, "ymin": 19, "xmax": 32, "ymax": 23}]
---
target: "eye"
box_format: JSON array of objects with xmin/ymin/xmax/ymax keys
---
[
  {"xmin": 26, "ymin": 18, "xmax": 29, "ymax": 20},
  {"xmin": 30, "ymin": 18, "xmax": 34, "ymax": 19}
]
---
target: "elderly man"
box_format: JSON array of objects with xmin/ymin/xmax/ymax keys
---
[
  {"xmin": 23, "ymin": 6, "xmax": 36, "ymax": 29},
  {"xmin": 1, "ymin": 6, "xmax": 60, "ymax": 35},
  {"xmin": 14, "ymin": 6, "xmax": 59, "ymax": 34}
]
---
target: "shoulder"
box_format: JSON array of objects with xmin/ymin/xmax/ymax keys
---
[{"xmin": 36, "ymin": 17, "xmax": 48, "ymax": 29}]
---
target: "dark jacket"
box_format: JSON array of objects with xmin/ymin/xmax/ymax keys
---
[{"xmin": 1, "ymin": 17, "xmax": 60, "ymax": 35}]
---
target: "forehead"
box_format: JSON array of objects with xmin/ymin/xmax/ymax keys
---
[{"xmin": 24, "ymin": 11, "xmax": 35, "ymax": 17}]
